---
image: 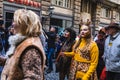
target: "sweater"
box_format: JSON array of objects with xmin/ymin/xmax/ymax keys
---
[
  {"xmin": 65, "ymin": 38, "xmax": 99, "ymax": 80},
  {"xmin": 1, "ymin": 37, "xmax": 46, "ymax": 80}
]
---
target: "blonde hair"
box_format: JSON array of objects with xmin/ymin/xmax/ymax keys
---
[{"xmin": 13, "ymin": 9, "xmax": 42, "ymax": 37}]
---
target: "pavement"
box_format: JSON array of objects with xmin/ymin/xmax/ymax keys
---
[
  {"xmin": 44, "ymin": 60, "xmax": 67, "ymax": 80},
  {"xmin": 44, "ymin": 62, "xmax": 59, "ymax": 80}
]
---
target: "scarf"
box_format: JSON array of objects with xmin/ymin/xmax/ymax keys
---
[{"xmin": 6, "ymin": 34, "xmax": 27, "ymax": 57}]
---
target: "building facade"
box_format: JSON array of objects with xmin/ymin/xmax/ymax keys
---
[
  {"xmin": 99, "ymin": 0, "xmax": 120, "ymax": 27},
  {"xmin": 78, "ymin": 0, "xmax": 120, "ymax": 35},
  {"xmin": 0, "ymin": 0, "xmax": 41, "ymax": 28},
  {"xmin": 41, "ymin": 0, "xmax": 76, "ymax": 34},
  {"xmin": 0, "ymin": 0, "xmax": 120, "ymax": 35}
]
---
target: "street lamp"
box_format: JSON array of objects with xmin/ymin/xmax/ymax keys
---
[
  {"xmin": 48, "ymin": 5, "xmax": 54, "ymax": 29},
  {"xmin": 41, "ymin": 5, "xmax": 54, "ymax": 31},
  {"xmin": 48, "ymin": 6, "xmax": 54, "ymax": 17}
]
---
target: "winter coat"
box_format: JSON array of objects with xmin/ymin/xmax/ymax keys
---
[
  {"xmin": 103, "ymin": 32, "xmax": 120, "ymax": 72},
  {"xmin": 1, "ymin": 37, "xmax": 46, "ymax": 80}
]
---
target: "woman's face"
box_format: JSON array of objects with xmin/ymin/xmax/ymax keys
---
[
  {"xmin": 80, "ymin": 25, "xmax": 90, "ymax": 38},
  {"xmin": 63, "ymin": 30, "xmax": 70, "ymax": 38},
  {"xmin": 12, "ymin": 21, "xmax": 20, "ymax": 34}
]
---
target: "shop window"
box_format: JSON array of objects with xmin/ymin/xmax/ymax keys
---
[
  {"xmin": 50, "ymin": 18, "xmax": 62, "ymax": 27},
  {"xmin": 66, "ymin": 20, "xmax": 72, "ymax": 27},
  {"xmin": 50, "ymin": 18, "xmax": 72, "ymax": 29},
  {"xmin": 5, "ymin": 12, "xmax": 13, "ymax": 29}
]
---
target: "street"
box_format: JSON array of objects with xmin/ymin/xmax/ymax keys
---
[{"xmin": 44, "ymin": 60, "xmax": 67, "ymax": 80}]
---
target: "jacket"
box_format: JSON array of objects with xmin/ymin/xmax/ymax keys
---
[
  {"xmin": 1, "ymin": 37, "xmax": 46, "ymax": 80},
  {"xmin": 103, "ymin": 32, "xmax": 120, "ymax": 72}
]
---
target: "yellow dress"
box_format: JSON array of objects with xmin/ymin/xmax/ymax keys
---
[{"xmin": 64, "ymin": 38, "xmax": 99, "ymax": 80}]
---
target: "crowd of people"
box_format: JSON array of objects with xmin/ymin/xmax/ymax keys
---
[{"xmin": 0, "ymin": 9, "xmax": 120, "ymax": 80}]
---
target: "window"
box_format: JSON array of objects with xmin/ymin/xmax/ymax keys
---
[
  {"xmin": 81, "ymin": 0, "xmax": 91, "ymax": 13},
  {"xmin": 66, "ymin": 20, "xmax": 72, "ymax": 27},
  {"xmin": 101, "ymin": 8, "xmax": 106, "ymax": 17},
  {"xmin": 51, "ymin": 0, "xmax": 72, "ymax": 9},
  {"xmin": 116, "ymin": 12, "xmax": 120, "ymax": 20},
  {"xmin": 101, "ymin": 8, "xmax": 111, "ymax": 18},
  {"xmin": 35, "ymin": 0, "xmax": 41, "ymax": 2},
  {"xmin": 5, "ymin": 12, "xmax": 13, "ymax": 28},
  {"xmin": 62, "ymin": 20, "xmax": 72, "ymax": 28},
  {"xmin": 106, "ymin": 9, "xmax": 111, "ymax": 18}
]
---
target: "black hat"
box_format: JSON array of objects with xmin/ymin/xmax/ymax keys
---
[
  {"xmin": 0, "ymin": 20, "xmax": 4, "ymax": 25},
  {"xmin": 107, "ymin": 23, "xmax": 120, "ymax": 30}
]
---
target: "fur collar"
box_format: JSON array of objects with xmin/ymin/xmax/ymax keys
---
[{"xmin": 6, "ymin": 34, "xmax": 27, "ymax": 57}]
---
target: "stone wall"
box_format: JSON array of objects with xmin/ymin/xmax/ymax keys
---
[
  {"xmin": 41, "ymin": 0, "xmax": 51, "ymax": 31},
  {"xmin": 0, "ymin": 0, "xmax": 3, "ymax": 20},
  {"xmin": 95, "ymin": 5, "xmax": 101, "ymax": 30},
  {"xmin": 73, "ymin": 0, "xmax": 81, "ymax": 33}
]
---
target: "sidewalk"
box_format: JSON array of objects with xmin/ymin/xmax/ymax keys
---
[
  {"xmin": 44, "ymin": 60, "xmax": 67, "ymax": 80},
  {"xmin": 44, "ymin": 62, "xmax": 59, "ymax": 80}
]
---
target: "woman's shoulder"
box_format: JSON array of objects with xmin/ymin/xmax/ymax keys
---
[
  {"xmin": 91, "ymin": 40, "xmax": 97, "ymax": 45},
  {"xmin": 90, "ymin": 40, "xmax": 98, "ymax": 48},
  {"xmin": 22, "ymin": 46, "xmax": 42, "ymax": 57}
]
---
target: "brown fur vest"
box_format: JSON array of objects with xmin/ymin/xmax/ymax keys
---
[{"xmin": 1, "ymin": 37, "xmax": 46, "ymax": 80}]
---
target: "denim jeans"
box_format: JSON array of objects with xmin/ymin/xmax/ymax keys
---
[{"xmin": 47, "ymin": 48, "xmax": 55, "ymax": 70}]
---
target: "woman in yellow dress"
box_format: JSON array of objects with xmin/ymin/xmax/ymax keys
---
[{"xmin": 61, "ymin": 24, "xmax": 99, "ymax": 80}]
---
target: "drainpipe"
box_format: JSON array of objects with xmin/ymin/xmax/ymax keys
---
[{"xmin": 72, "ymin": 0, "xmax": 75, "ymax": 28}]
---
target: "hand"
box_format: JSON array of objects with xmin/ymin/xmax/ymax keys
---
[
  {"xmin": 82, "ymin": 76, "xmax": 88, "ymax": 80},
  {"xmin": 0, "ymin": 56, "xmax": 6, "ymax": 66},
  {"xmin": 55, "ymin": 52, "xmax": 64, "ymax": 62},
  {"xmin": 59, "ymin": 52, "xmax": 64, "ymax": 56}
]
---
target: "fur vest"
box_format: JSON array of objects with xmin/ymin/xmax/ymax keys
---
[{"xmin": 1, "ymin": 36, "xmax": 46, "ymax": 80}]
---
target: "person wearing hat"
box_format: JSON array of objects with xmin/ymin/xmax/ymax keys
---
[{"xmin": 103, "ymin": 22, "xmax": 120, "ymax": 80}]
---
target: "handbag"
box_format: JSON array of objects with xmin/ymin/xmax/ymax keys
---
[
  {"xmin": 100, "ymin": 67, "xmax": 106, "ymax": 80},
  {"xmin": 69, "ymin": 59, "xmax": 98, "ymax": 80},
  {"xmin": 55, "ymin": 54, "xmax": 63, "ymax": 72},
  {"xmin": 55, "ymin": 42, "xmax": 66, "ymax": 72}
]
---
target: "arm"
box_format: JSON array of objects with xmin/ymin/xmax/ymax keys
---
[
  {"xmin": 46, "ymin": 32, "xmax": 56, "ymax": 39},
  {"xmin": 64, "ymin": 51, "xmax": 75, "ymax": 57},
  {"xmin": 64, "ymin": 40, "xmax": 78, "ymax": 57},
  {"xmin": 20, "ymin": 47, "xmax": 43, "ymax": 80},
  {"xmin": 82, "ymin": 43, "xmax": 99, "ymax": 80},
  {"xmin": 0, "ymin": 56, "xmax": 6, "ymax": 66}
]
